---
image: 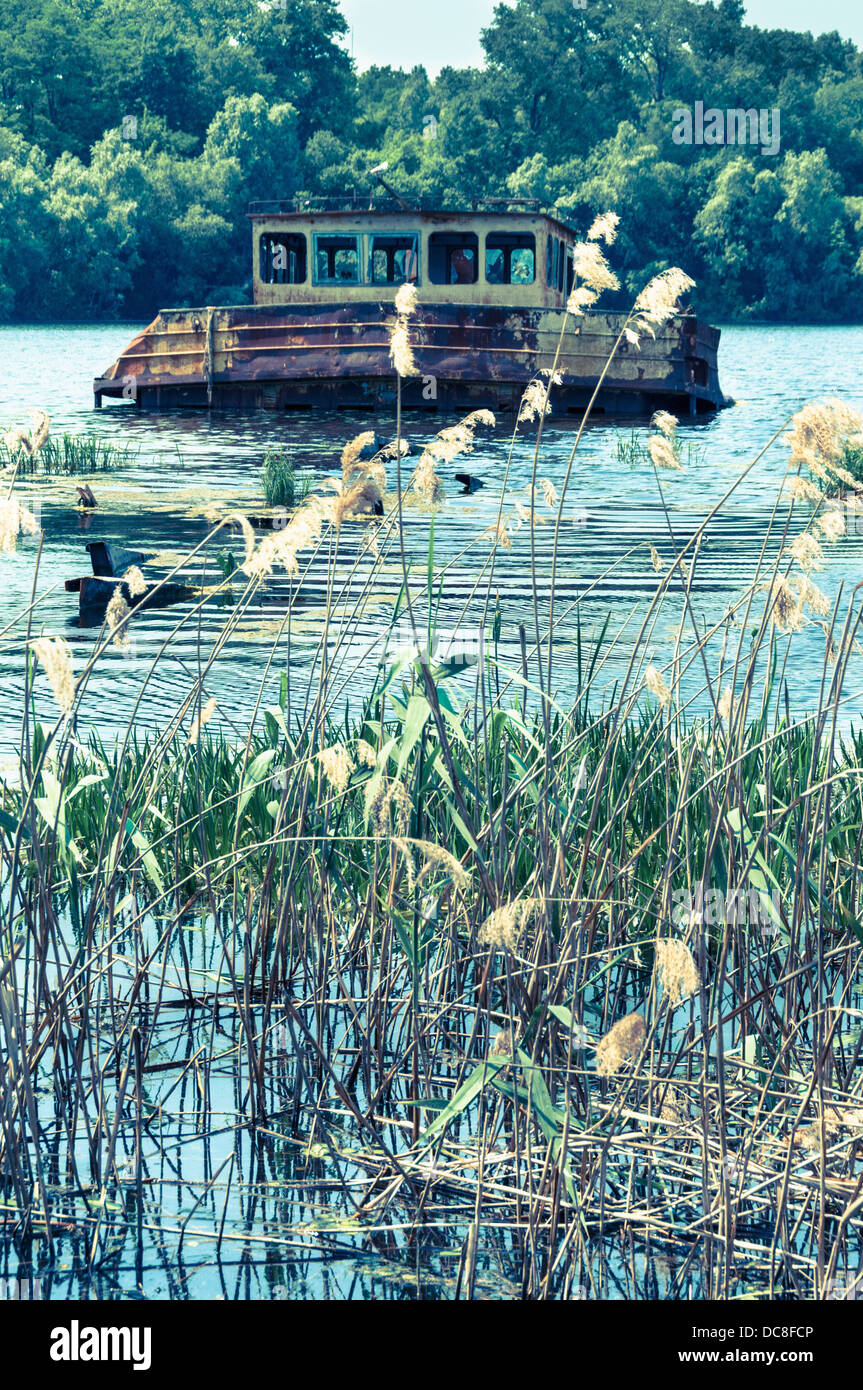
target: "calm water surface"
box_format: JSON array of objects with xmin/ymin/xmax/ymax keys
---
[{"xmin": 1, "ymin": 321, "xmax": 862, "ymax": 747}]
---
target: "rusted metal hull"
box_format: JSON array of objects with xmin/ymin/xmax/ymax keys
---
[{"xmin": 94, "ymin": 302, "xmax": 727, "ymax": 416}]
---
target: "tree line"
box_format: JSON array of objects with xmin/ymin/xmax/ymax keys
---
[{"xmin": 0, "ymin": 0, "xmax": 861, "ymax": 321}]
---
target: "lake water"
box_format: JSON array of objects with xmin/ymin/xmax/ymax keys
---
[{"xmin": 1, "ymin": 321, "xmax": 862, "ymax": 749}]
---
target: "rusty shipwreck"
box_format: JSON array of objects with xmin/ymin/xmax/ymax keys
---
[{"xmin": 93, "ymin": 201, "xmax": 727, "ymax": 416}]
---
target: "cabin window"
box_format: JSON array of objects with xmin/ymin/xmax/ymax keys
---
[
  {"xmin": 314, "ymin": 234, "xmax": 361, "ymax": 285},
  {"xmin": 485, "ymin": 232, "xmax": 536, "ymax": 285},
  {"xmin": 428, "ymin": 232, "xmax": 478, "ymax": 285},
  {"xmin": 546, "ymin": 234, "xmax": 554, "ymax": 287},
  {"xmin": 550, "ymin": 238, "xmax": 560, "ymax": 292},
  {"xmin": 557, "ymin": 239, "xmax": 565, "ymax": 293},
  {"xmin": 260, "ymin": 233, "xmax": 307, "ymax": 285},
  {"xmin": 368, "ymin": 233, "xmax": 420, "ymax": 286},
  {"xmin": 566, "ymin": 246, "xmax": 575, "ymax": 297}
]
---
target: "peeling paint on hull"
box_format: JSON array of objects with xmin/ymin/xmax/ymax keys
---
[{"xmin": 94, "ymin": 301, "xmax": 726, "ymax": 417}]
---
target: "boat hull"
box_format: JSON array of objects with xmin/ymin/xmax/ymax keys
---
[{"xmin": 94, "ymin": 301, "xmax": 727, "ymax": 416}]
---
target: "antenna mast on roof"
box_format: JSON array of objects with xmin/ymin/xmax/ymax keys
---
[{"xmin": 368, "ymin": 162, "xmax": 410, "ymax": 212}]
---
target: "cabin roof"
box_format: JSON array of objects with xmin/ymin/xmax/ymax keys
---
[{"xmin": 246, "ymin": 201, "xmax": 578, "ymax": 239}]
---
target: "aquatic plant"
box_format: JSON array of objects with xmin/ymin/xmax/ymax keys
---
[
  {"xmin": 260, "ymin": 448, "xmax": 298, "ymax": 508},
  {"xmin": 0, "ymin": 428, "xmax": 137, "ymax": 475}
]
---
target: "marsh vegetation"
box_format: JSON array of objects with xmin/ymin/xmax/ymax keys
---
[{"xmin": 2, "ymin": 225, "xmax": 863, "ymax": 1302}]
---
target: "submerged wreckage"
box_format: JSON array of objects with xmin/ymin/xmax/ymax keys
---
[{"xmin": 94, "ymin": 200, "xmax": 726, "ymax": 417}]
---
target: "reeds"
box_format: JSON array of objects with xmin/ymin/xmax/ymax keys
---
[
  {"xmin": 2, "ymin": 242, "xmax": 863, "ymax": 1301},
  {"xmin": 260, "ymin": 448, "xmax": 298, "ymax": 508},
  {"xmin": 0, "ymin": 429, "xmax": 136, "ymax": 475}
]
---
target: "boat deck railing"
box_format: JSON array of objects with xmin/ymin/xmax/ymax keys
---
[{"xmin": 246, "ymin": 196, "xmax": 547, "ymax": 218}]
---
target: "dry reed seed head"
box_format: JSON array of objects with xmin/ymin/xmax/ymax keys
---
[
  {"xmin": 825, "ymin": 1104, "xmax": 863, "ymax": 1132},
  {"xmin": 187, "ymin": 696, "xmax": 217, "ymax": 744},
  {"xmin": 571, "ymin": 240, "xmax": 620, "ymax": 294},
  {"xmin": 4, "ymin": 409, "xmax": 51, "ymax": 459},
  {"xmin": 365, "ymin": 775, "xmax": 410, "ymax": 837},
  {"xmin": 0, "ymin": 497, "xmax": 41, "ymax": 553},
  {"xmin": 460, "ymin": 409, "xmax": 496, "ymax": 437},
  {"xmin": 414, "ymin": 839, "xmax": 469, "ymax": 892},
  {"xmin": 388, "ymin": 779, "xmax": 411, "ymax": 835},
  {"xmin": 341, "ymin": 430, "xmax": 378, "ymax": 474},
  {"xmin": 478, "ymin": 903, "xmax": 521, "ymax": 951},
  {"xmin": 831, "ymin": 464, "xmax": 863, "ymax": 491},
  {"xmin": 244, "ymin": 497, "xmax": 326, "ymax": 578},
  {"xmin": 586, "ymin": 211, "xmax": 620, "ymax": 245},
  {"xmin": 424, "ymin": 421, "xmax": 476, "ymax": 466},
  {"xmin": 816, "ymin": 508, "xmax": 846, "ymax": 542},
  {"xmin": 105, "ymin": 588, "xmax": 130, "ymax": 648},
  {"xmin": 717, "ymin": 685, "xmax": 733, "ymax": 723},
  {"xmin": 644, "ymin": 664, "xmax": 672, "ymax": 707},
  {"xmin": 653, "ymin": 937, "xmax": 701, "ymax": 1005},
  {"xmin": 388, "ymin": 321, "xmax": 417, "ymax": 379},
  {"xmin": 788, "ymin": 532, "xmax": 825, "ymax": 574},
  {"xmin": 786, "ymin": 474, "xmax": 824, "ymax": 503},
  {"xmin": 795, "ymin": 573, "xmax": 831, "ymax": 618},
  {"xmin": 658, "ymin": 1083, "xmax": 688, "ymax": 1127},
  {"xmin": 2, "ymin": 425, "xmax": 31, "ymax": 455},
  {"xmin": 651, "ymin": 410, "xmax": 679, "ymax": 440},
  {"xmin": 356, "ymin": 738, "xmax": 378, "ymax": 768},
  {"xmin": 123, "ymin": 565, "xmax": 147, "ymax": 598},
  {"xmin": 594, "ymin": 1012, "xmax": 646, "ymax": 1078},
  {"xmin": 540, "ymin": 478, "xmax": 558, "ymax": 510},
  {"xmin": 649, "ymin": 543, "xmax": 664, "ymax": 573},
  {"xmin": 318, "ymin": 744, "xmax": 355, "ymax": 796},
  {"xmin": 566, "ymin": 285, "xmax": 599, "ymax": 317},
  {"xmin": 28, "ymin": 409, "xmax": 50, "ymax": 454},
  {"xmin": 765, "ymin": 576, "xmax": 805, "ymax": 633},
  {"xmin": 333, "ymin": 479, "xmax": 384, "ymax": 526},
  {"xmin": 484, "ymin": 520, "xmax": 513, "ymax": 550},
  {"xmin": 227, "ymin": 512, "xmax": 257, "ymax": 567},
  {"xmin": 394, "ymin": 282, "xmax": 418, "ymax": 320},
  {"xmin": 632, "ymin": 268, "xmax": 695, "ymax": 330},
  {"xmin": 492, "ymin": 1027, "xmax": 515, "ymax": 1057},
  {"xmin": 410, "ymin": 453, "xmax": 444, "ymax": 504},
  {"xmin": 518, "ymin": 378, "xmax": 552, "ymax": 423},
  {"xmin": 623, "ymin": 325, "xmax": 641, "ymax": 348},
  {"xmin": 343, "ymin": 457, "xmax": 387, "ymax": 491},
  {"xmin": 786, "ymin": 399, "xmax": 863, "ymax": 475},
  {"xmin": 515, "ymin": 498, "xmax": 543, "ymax": 526},
  {"xmin": 32, "ymin": 636, "xmax": 76, "ymax": 713},
  {"xmin": 647, "ymin": 433, "xmax": 683, "ymax": 472},
  {"xmin": 392, "ymin": 837, "xmax": 470, "ymax": 895}
]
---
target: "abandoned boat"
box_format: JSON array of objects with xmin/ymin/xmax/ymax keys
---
[{"xmin": 93, "ymin": 201, "xmax": 727, "ymax": 417}]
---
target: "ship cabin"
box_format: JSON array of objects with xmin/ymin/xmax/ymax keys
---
[
  {"xmin": 92, "ymin": 200, "xmax": 725, "ymax": 416},
  {"xmin": 252, "ymin": 206, "xmax": 580, "ymax": 312}
]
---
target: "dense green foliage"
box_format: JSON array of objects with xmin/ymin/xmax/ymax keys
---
[
  {"xmin": 260, "ymin": 449, "xmax": 298, "ymax": 507},
  {"xmin": 0, "ymin": 0, "xmax": 861, "ymax": 321}
]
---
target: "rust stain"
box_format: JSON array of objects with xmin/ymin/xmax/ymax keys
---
[{"xmin": 93, "ymin": 207, "xmax": 725, "ymax": 415}]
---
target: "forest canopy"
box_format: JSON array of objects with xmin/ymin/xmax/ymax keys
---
[{"xmin": 0, "ymin": 0, "xmax": 861, "ymax": 321}]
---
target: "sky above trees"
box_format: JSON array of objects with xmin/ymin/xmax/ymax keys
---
[{"xmin": 339, "ymin": 0, "xmax": 863, "ymax": 75}]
